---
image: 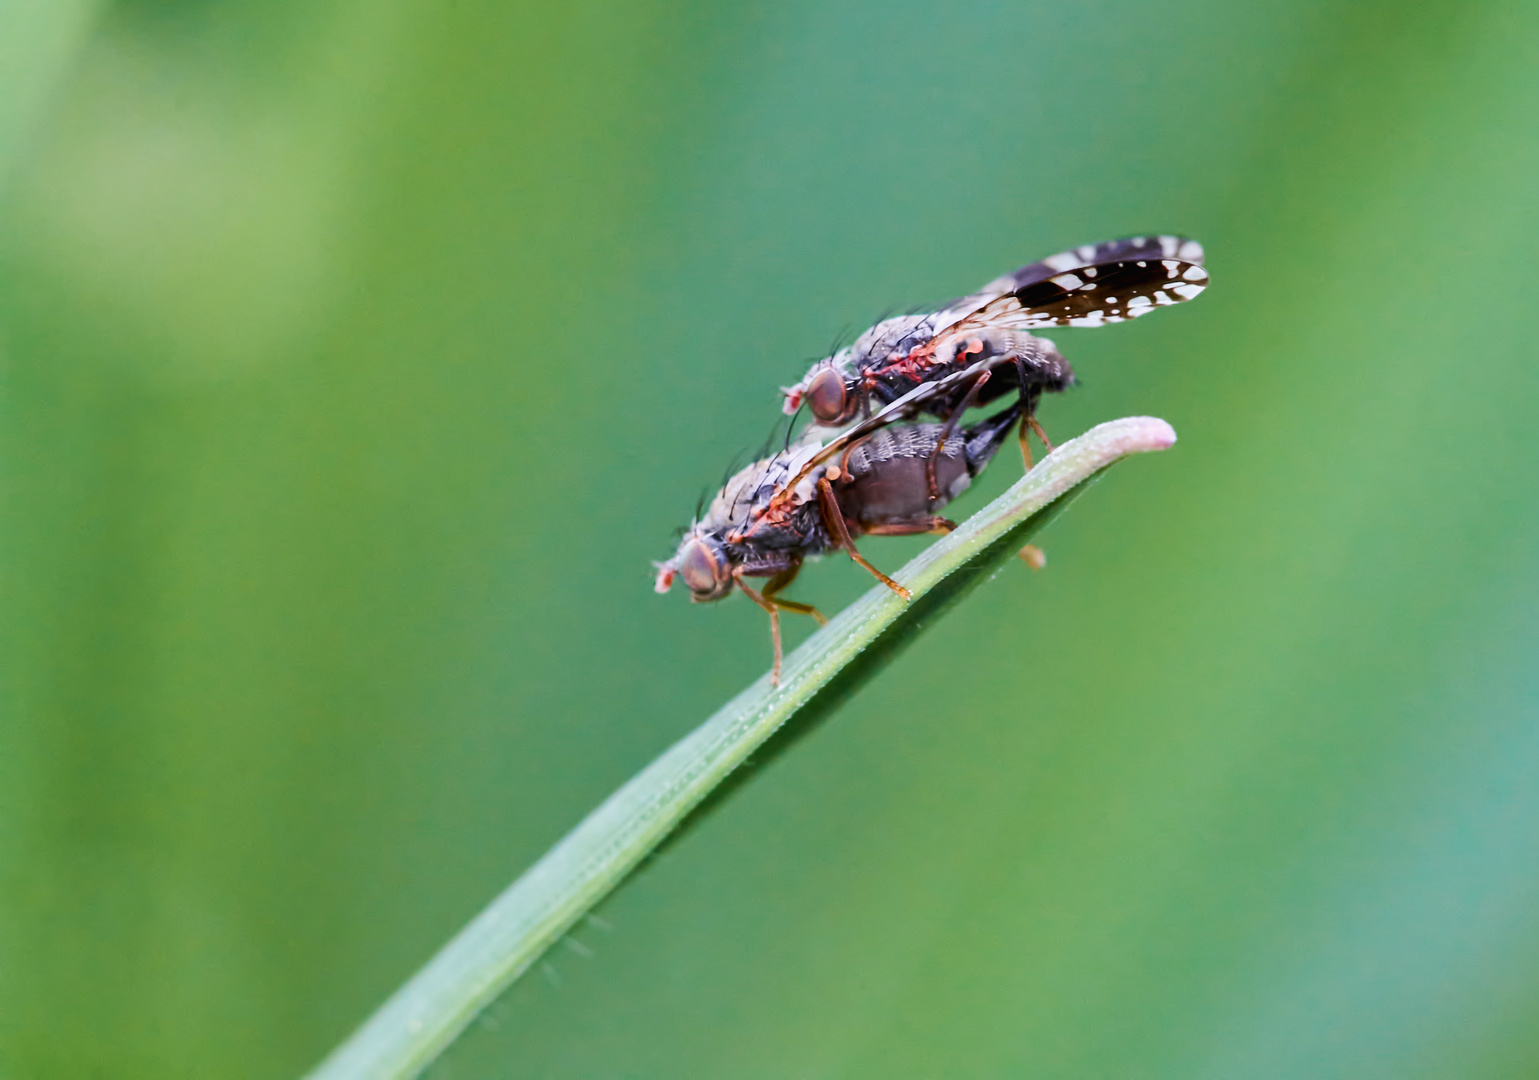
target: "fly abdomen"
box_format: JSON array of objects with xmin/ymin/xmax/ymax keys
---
[
  {"xmin": 841, "ymin": 426, "xmax": 970, "ymax": 525},
  {"xmin": 838, "ymin": 402, "xmax": 1024, "ymax": 528}
]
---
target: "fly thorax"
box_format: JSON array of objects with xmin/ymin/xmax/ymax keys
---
[{"xmin": 850, "ymin": 313, "xmax": 936, "ymax": 366}]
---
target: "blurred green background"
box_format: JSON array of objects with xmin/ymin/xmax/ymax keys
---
[{"xmin": 4, "ymin": 0, "xmax": 1539, "ymax": 1076}]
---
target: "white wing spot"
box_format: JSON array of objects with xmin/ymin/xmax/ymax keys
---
[
  {"xmin": 1172, "ymin": 283, "xmax": 1205, "ymax": 300},
  {"xmin": 1050, "ymin": 273, "xmax": 1084, "ymax": 290},
  {"xmin": 1183, "ymin": 264, "xmax": 1208, "ymax": 281},
  {"xmin": 1077, "ymin": 245, "xmax": 1098, "ymax": 261},
  {"xmin": 1043, "ymin": 252, "xmax": 1081, "ymax": 272},
  {"xmin": 1159, "ymin": 236, "xmax": 1179, "ymax": 258},
  {"xmin": 1162, "ymin": 260, "xmax": 1181, "ymax": 277},
  {"xmin": 1127, "ymin": 295, "xmax": 1153, "ymax": 308},
  {"xmin": 1082, "ymin": 266, "xmax": 1097, "ymax": 278},
  {"xmin": 1178, "ymin": 240, "xmax": 1204, "ymax": 262},
  {"xmin": 1153, "ymin": 290, "xmax": 1174, "ymax": 305}
]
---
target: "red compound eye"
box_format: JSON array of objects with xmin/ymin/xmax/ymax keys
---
[
  {"xmin": 679, "ymin": 538, "xmax": 726, "ymax": 596},
  {"xmin": 806, "ymin": 368, "xmax": 851, "ymax": 424}
]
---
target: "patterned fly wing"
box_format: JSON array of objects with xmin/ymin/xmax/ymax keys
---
[
  {"xmin": 936, "ymin": 235, "xmax": 1205, "ymax": 323},
  {"xmin": 943, "ymin": 256, "xmax": 1209, "ymax": 336}
]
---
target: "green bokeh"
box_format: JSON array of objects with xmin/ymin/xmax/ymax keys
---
[{"xmin": 4, "ymin": 1, "xmax": 1539, "ymax": 1076}]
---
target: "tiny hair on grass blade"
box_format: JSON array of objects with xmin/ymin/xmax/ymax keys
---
[{"xmin": 306, "ymin": 415, "xmax": 1178, "ymax": 1080}]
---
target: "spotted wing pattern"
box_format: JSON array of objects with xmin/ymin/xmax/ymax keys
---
[
  {"xmin": 937, "ymin": 235, "xmax": 1205, "ymax": 323},
  {"xmin": 944, "ymin": 256, "xmax": 1209, "ymax": 335}
]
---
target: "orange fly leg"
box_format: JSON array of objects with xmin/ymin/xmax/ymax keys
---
[
  {"xmin": 761, "ymin": 563, "xmax": 828, "ymax": 626},
  {"xmin": 926, "ymin": 368, "xmax": 991, "ymax": 502},
  {"xmin": 733, "ymin": 571, "xmax": 784, "ymax": 686},
  {"xmin": 1016, "ymin": 412, "xmax": 1055, "ymax": 472},
  {"xmin": 1027, "ymin": 414, "xmax": 1054, "ymax": 454},
  {"xmin": 1016, "ymin": 415, "xmax": 1034, "ymax": 470},
  {"xmin": 815, "ymin": 477, "xmax": 911, "ymax": 600},
  {"xmin": 863, "ymin": 517, "xmax": 956, "ymax": 536}
]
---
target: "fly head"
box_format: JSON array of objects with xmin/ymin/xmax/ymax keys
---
[{"xmin": 655, "ymin": 528, "xmax": 735, "ymax": 602}]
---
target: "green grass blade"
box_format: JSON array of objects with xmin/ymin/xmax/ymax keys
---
[{"xmin": 306, "ymin": 415, "xmax": 1177, "ymax": 1080}]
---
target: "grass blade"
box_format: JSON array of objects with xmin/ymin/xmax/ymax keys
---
[{"xmin": 307, "ymin": 415, "xmax": 1177, "ymax": 1080}]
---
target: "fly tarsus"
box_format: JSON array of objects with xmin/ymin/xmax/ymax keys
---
[{"xmin": 816, "ymin": 477, "xmax": 912, "ymax": 601}]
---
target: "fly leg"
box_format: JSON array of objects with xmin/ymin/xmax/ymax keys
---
[
  {"xmin": 1016, "ymin": 412, "xmax": 1056, "ymax": 471},
  {"xmin": 816, "ymin": 476, "xmax": 912, "ymax": 600},
  {"xmin": 1012, "ymin": 357, "xmax": 1056, "ymax": 470},
  {"xmin": 863, "ymin": 518, "xmax": 956, "ymax": 536},
  {"xmin": 738, "ymin": 563, "xmax": 828, "ymax": 687},
  {"xmin": 761, "ymin": 564, "xmax": 828, "ymax": 626},
  {"xmin": 925, "ymin": 369, "xmax": 992, "ymax": 503},
  {"xmin": 1017, "ymin": 544, "xmax": 1046, "ymax": 569},
  {"xmin": 1027, "ymin": 414, "xmax": 1055, "ymax": 454},
  {"xmin": 733, "ymin": 570, "xmax": 786, "ymax": 687}
]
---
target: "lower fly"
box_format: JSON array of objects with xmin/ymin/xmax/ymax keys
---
[{"xmin": 655, "ymin": 403, "xmax": 1021, "ymax": 685}]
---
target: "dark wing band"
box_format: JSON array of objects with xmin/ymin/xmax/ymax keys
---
[
  {"xmin": 945, "ymin": 257, "xmax": 1209, "ymax": 335},
  {"xmin": 938, "ymin": 235, "xmax": 1205, "ymax": 322}
]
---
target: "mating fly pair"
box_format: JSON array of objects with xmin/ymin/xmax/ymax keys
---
[{"xmin": 656, "ymin": 235, "xmax": 1209, "ymax": 684}]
